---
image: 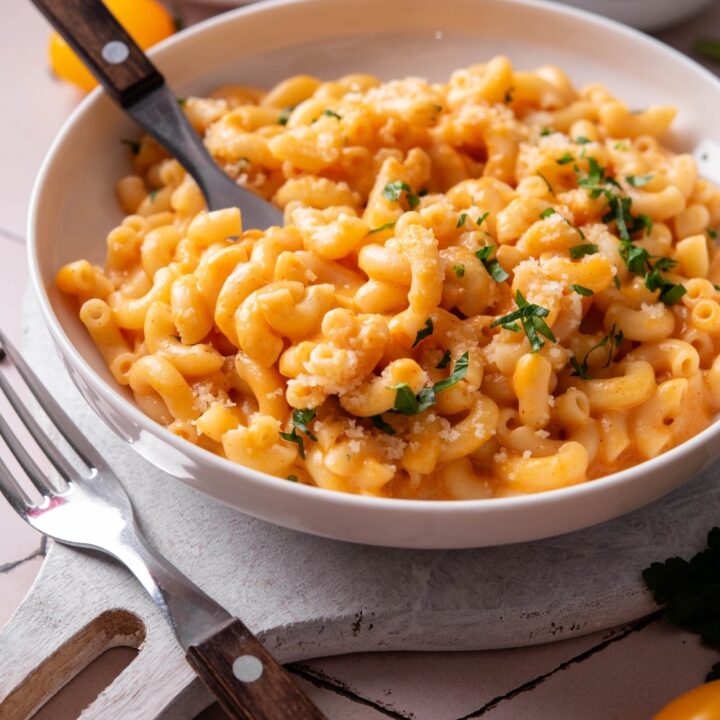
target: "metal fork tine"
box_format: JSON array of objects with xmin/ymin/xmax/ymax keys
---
[
  {"xmin": 0, "ymin": 368, "xmax": 79, "ymax": 483},
  {"xmin": 0, "ymin": 330, "xmax": 107, "ymax": 472},
  {"xmin": 0, "ymin": 410, "xmax": 58, "ymax": 497},
  {"xmin": 0, "ymin": 453, "xmax": 34, "ymax": 516}
]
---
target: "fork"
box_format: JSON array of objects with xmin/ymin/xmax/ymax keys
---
[
  {"xmin": 0, "ymin": 330, "xmax": 326, "ymax": 720},
  {"xmin": 30, "ymin": 0, "xmax": 283, "ymax": 229}
]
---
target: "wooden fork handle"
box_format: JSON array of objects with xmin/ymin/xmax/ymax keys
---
[
  {"xmin": 186, "ymin": 618, "xmax": 327, "ymax": 720},
  {"xmin": 31, "ymin": 0, "xmax": 164, "ymax": 106}
]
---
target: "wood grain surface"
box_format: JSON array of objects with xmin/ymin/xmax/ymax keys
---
[{"xmin": 187, "ymin": 619, "xmax": 327, "ymax": 720}]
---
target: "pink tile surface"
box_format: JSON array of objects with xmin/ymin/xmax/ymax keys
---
[
  {"xmin": 298, "ymin": 629, "xmax": 624, "ymax": 720},
  {"xmin": 0, "ymin": 236, "xmax": 42, "ymax": 568},
  {"xmin": 482, "ymin": 620, "xmax": 718, "ymax": 720},
  {"xmin": 0, "ymin": 556, "xmax": 44, "ymax": 631},
  {"xmin": 0, "ymin": 1, "xmax": 79, "ymax": 238},
  {"xmin": 0, "ymin": 2, "xmax": 719, "ymax": 718}
]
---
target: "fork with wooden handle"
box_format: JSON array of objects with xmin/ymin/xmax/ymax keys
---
[
  {"xmin": 30, "ymin": 0, "xmax": 283, "ymax": 229},
  {"xmin": 0, "ymin": 330, "xmax": 326, "ymax": 720}
]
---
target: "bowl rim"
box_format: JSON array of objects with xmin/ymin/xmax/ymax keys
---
[{"xmin": 27, "ymin": 0, "xmax": 720, "ymax": 518}]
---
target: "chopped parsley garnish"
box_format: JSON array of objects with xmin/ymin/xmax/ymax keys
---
[
  {"xmin": 625, "ymin": 174, "xmax": 653, "ymax": 188},
  {"xmin": 291, "ymin": 408, "xmax": 317, "ymax": 441},
  {"xmin": 490, "ymin": 290, "xmax": 556, "ymax": 353},
  {"xmin": 278, "ymin": 106, "xmax": 295, "ymax": 125},
  {"xmin": 433, "ymin": 351, "xmax": 469, "ymax": 393},
  {"xmin": 368, "ymin": 221, "xmax": 396, "ymax": 234},
  {"xmin": 618, "ymin": 242, "xmax": 685, "ymax": 305},
  {"xmin": 695, "ymin": 38, "xmax": 720, "ymax": 64},
  {"xmin": 570, "ymin": 284, "xmax": 593, "ymax": 296},
  {"xmin": 576, "ymin": 157, "xmax": 622, "ymax": 200},
  {"xmin": 643, "ymin": 526, "xmax": 720, "ymax": 681},
  {"xmin": 572, "ymin": 159, "xmax": 683, "ymax": 304},
  {"xmin": 708, "ymin": 228, "xmax": 718, "ymax": 240},
  {"xmin": 412, "ymin": 318, "xmax": 434, "ymax": 347},
  {"xmin": 504, "ymin": 87, "xmax": 514, "ymax": 103},
  {"xmin": 148, "ymin": 189, "xmax": 159, "ymax": 202},
  {"xmin": 569, "ymin": 243, "xmax": 599, "ymax": 260},
  {"xmin": 475, "ymin": 245, "xmax": 509, "ymax": 283},
  {"xmin": 176, "ymin": 97, "xmax": 187, "ymax": 108},
  {"xmin": 457, "ymin": 213, "xmax": 468, "ymax": 228},
  {"xmin": 540, "ymin": 127, "xmax": 552, "ymax": 136},
  {"xmin": 280, "ymin": 428, "xmax": 306, "ymax": 458},
  {"xmin": 121, "ymin": 138, "xmax": 141, "ymax": 156},
  {"xmin": 280, "ymin": 409, "xmax": 318, "ymax": 459},
  {"xmin": 288, "ymin": 474, "xmax": 298, "ymax": 482},
  {"xmin": 574, "ymin": 136, "xmax": 591, "ymax": 145},
  {"xmin": 436, "ymin": 350, "xmax": 452, "ymax": 369},
  {"xmin": 391, "ymin": 352, "xmax": 469, "ymax": 415},
  {"xmin": 539, "ymin": 208, "xmax": 585, "ymax": 240},
  {"xmin": 476, "ymin": 212, "xmax": 489, "ymax": 226},
  {"xmin": 382, "ymin": 181, "xmax": 420, "ymax": 210},
  {"xmin": 453, "ymin": 264, "xmax": 465, "ymax": 278},
  {"xmin": 714, "ymin": 284, "xmax": 720, "ymax": 292},
  {"xmin": 569, "ymin": 323, "xmax": 623, "ymax": 380},
  {"xmin": 556, "ymin": 152, "xmax": 574, "ymax": 165},
  {"xmin": 537, "ymin": 172, "xmax": 555, "ymax": 195},
  {"xmin": 392, "ymin": 385, "xmax": 437, "ymax": 415},
  {"xmin": 371, "ymin": 415, "xmax": 396, "ymax": 435},
  {"xmin": 323, "ymin": 109, "xmax": 342, "ymax": 120},
  {"xmin": 645, "ymin": 261, "xmax": 686, "ymax": 305}
]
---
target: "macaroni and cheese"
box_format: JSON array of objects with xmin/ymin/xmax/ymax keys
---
[{"xmin": 57, "ymin": 57, "xmax": 720, "ymax": 499}]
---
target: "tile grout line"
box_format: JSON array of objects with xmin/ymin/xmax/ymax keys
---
[
  {"xmin": 0, "ymin": 541, "xmax": 45, "ymax": 575},
  {"xmin": 454, "ymin": 612, "xmax": 664, "ymax": 719},
  {"xmin": 0, "ymin": 225, "xmax": 25, "ymax": 245},
  {"xmin": 287, "ymin": 663, "xmax": 415, "ymax": 719}
]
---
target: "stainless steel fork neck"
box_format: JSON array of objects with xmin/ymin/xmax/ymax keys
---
[
  {"xmin": 112, "ymin": 522, "xmax": 232, "ymax": 649},
  {"xmin": 127, "ymin": 85, "xmax": 283, "ymax": 227}
]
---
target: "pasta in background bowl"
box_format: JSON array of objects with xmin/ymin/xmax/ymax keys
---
[{"xmin": 29, "ymin": 0, "xmax": 720, "ymax": 547}]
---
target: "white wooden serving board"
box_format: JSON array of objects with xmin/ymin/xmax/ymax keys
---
[{"xmin": 1, "ymin": 300, "xmax": 719, "ymax": 719}]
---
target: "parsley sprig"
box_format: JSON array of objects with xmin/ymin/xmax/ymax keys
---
[
  {"xmin": 490, "ymin": 291, "xmax": 556, "ymax": 353},
  {"xmin": 121, "ymin": 138, "xmax": 141, "ymax": 156},
  {"xmin": 569, "ymin": 243, "xmax": 599, "ymax": 260},
  {"xmin": 569, "ymin": 323, "xmax": 624, "ymax": 380},
  {"xmin": 278, "ymin": 105, "xmax": 295, "ymax": 125},
  {"xmin": 391, "ymin": 352, "xmax": 469, "ymax": 415},
  {"xmin": 539, "ymin": 207, "xmax": 585, "ymax": 241},
  {"xmin": 279, "ymin": 408, "xmax": 317, "ymax": 459},
  {"xmin": 412, "ymin": 318, "xmax": 433, "ymax": 347},
  {"xmin": 475, "ymin": 245, "xmax": 509, "ymax": 283},
  {"xmin": 368, "ymin": 221, "xmax": 396, "ymax": 235},
  {"xmin": 643, "ymin": 527, "xmax": 720, "ymax": 681},
  {"xmin": 574, "ymin": 159, "xmax": 685, "ymax": 305},
  {"xmin": 371, "ymin": 415, "xmax": 396, "ymax": 435},
  {"xmin": 383, "ymin": 181, "xmax": 420, "ymax": 210},
  {"xmin": 436, "ymin": 350, "xmax": 452, "ymax": 369}
]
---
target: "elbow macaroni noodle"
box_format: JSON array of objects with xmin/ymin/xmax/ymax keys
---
[{"xmin": 58, "ymin": 57, "xmax": 720, "ymax": 499}]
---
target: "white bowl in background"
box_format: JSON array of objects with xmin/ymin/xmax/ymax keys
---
[
  {"xmin": 550, "ymin": 0, "xmax": 716, "ymax": 32},
  {"xmin": 29, "ymin": 0, "xmax": 720, "ymax": 548}
]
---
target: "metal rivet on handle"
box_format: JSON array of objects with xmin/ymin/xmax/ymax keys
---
[
  {"xmin": 101, "ymin": 40, "xmax": 129, "ymax": 64},
  {"xmin": 232, "ymin": 654, "xmax": 263, "ymax": 683}
]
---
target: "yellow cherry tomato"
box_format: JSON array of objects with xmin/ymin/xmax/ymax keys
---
[
  {"xmin": 655, "ymin": 680, "xmax": 720, "ymax": 720},
  {"xmin": 49, "ymin": 0, "xmax": 176, "ymax": 92}
]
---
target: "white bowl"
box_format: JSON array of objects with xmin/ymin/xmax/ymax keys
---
[{"xmin": 28, "ymin": 0, "xmax": 720, "ymax": 549}]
